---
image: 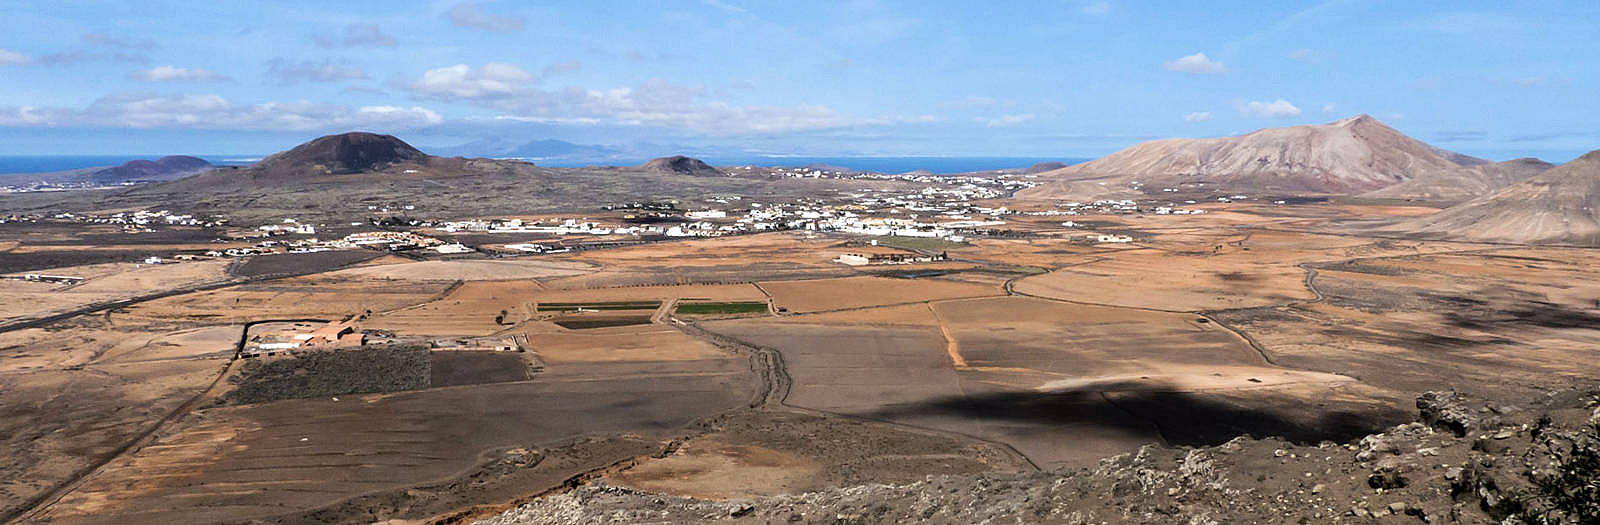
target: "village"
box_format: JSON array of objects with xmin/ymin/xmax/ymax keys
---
[{"xmin": 0, "ymin": 168, "xmax": 1227, "ymax": 274}]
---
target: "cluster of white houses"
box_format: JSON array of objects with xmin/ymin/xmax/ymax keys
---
[{"xmin": 41, "ymin": 209, "xmax": 218, "ymax": 232}]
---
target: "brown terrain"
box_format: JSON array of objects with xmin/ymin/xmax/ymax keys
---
[
  {"xmin": 1018, "ymin": 115, "xmax": 1548, "ymax": 202},
  {"xmin": 1386, "ymin": 149, "xmax": 1600, "ymax": 245},
  {"xmin": 638, "ymin": 155, "xmax": 724, "ymax": 176},
  {"xmin": 0, "ymin": 128, "xmax": 1596, "ymax": 525}
]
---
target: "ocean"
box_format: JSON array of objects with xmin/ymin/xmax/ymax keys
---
[
  {"xmin": 0, "ymin": 155, "xmax": 257, "ymax": 174},
  {"xmin": 0, "ymin": 155, "xmax": 1083, "ymax": 176}
]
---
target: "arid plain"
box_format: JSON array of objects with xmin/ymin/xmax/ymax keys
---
[{"xmin": 4, "ymin": 194, "xmax": 1597, "ymax": 524}]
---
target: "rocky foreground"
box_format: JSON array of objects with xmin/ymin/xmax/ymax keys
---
[{"xmin": 476, "ymin": 388, "xmax": 1600, "ymax": 525}]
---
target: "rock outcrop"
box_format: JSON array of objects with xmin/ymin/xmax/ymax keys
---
[{"xmin": 476, "ymin": 388, "xmax": 1600, "ymax": 525}]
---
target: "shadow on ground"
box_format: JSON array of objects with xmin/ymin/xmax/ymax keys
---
[{"xmin": 864, "ymin": 381, "xmax": 1410, "ymax": 448}]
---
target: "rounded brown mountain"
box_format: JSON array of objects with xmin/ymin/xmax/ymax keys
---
[
  {"xmin": 640, "ymin": 156, "xmax": 721, "ymax": 176},
  {"xmin": 257, "ymin": 132, "xmax": 428, "ymax": 175}
]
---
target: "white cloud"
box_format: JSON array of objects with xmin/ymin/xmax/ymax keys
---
[
  {"xmin": 976, "ymin": 114, "xmax": 1035, "ymax": 127},
  {"xmin": 447, "ymin": 3, "xmax": 526, "ymax": 32},
  {"xmin": 519, "ymin": 80, "xmax": 930, "ymax": 134},
  {"xmin": 1164, "ymin": 52, "xmax": 1226, "ymax": 74},
  {"xmin": 408, "ymin": 63, "xmax": 536, "ymax": 99},
  {"xmin": 1183, "ymin": 111, "xmax": 1213, "ymax": 123},
  {"xmin": 0, "ymin": 48, "xmax": 30, "ymax": 66},
  {"xmin": 129, "ymin": 65, "xmax": 227, "ymax": 82},
  {"xmin": 314, "ymin": 23, "xmax": 396, "ymax": 48},
  {"xmin": 1322, "ymin": 103, "xmax": 1337, "ymax": 114},
  {"xmin": 352, "ymin": 106, "xmax": 444, "ymax": 127},
  {"xmin": 1080, "ymin": 1, "xmax": 1111, "ymax": 16},
  {"xmin": 0, "ymin": 94, "xmax": 440, "ymax": 131},
  {"xmin": 404, "ymin": 68, "xmax": 931, "ymax": 135},
  {"xmin": 1237, "ymin": 99, "xmax": 1302, "ymax": 118},
  {"xmin": 264, "ymin": 58, "xmax": 368, "ymax": 84}
]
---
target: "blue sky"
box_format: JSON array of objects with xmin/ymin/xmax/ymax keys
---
[{"xmin": 0, "ymin": 0, "xmax": 1596, "ymax": 161}]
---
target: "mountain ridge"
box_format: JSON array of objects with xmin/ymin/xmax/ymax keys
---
[
  {"xmin": 1017, "ymin": 115, "xmax": 1545, "ymax": 201},
  {"xmin": 1388, "ymin": 148, "xmax": 1600, "ymax": 245}
]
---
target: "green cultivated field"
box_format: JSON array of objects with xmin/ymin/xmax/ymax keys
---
[
  {"xmin": 537, "ymin": 301, "xmax": 661, "ymax": 312},
  {"xmin": 675, "ymin": 301, "xmax": 770, "ymax": 315}
]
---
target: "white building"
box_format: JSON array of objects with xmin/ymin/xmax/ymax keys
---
[{"xmin": 833, "ymin": 253, "xmax": 871, "ymax": 266}]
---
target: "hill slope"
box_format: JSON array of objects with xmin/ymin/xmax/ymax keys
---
[
  {"xmin": 1017, "ymin": 116, "xmax": 1536, "ymax": 201},
  {"xmin": 1360, "ymin": 157, "xmax": 1552, "ymax": 201},
  {"xmin": 1390, "ymin": 149, "xmax": 1600, "ymax": 245},
  {"xmin": 254, "ymin": 132, "xmax": 429, "ymax": 176},
  {"xmin": 88, "ymin": 156, "xmax": 213, "ymax": 184},
  {"xmin": 640, "ymin": 156, "xmax": 722, "ymax": 176}
]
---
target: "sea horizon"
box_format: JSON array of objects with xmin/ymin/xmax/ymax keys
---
[{"xmin": 0, "ymin": 154, "xmax": 1088, "ymax": 176}]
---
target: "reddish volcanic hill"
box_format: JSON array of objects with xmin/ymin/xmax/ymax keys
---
[
  {"xmin": 254, "ymin": 132, "xmax": 429, "ymax": 176},
  {"xmin": 640, "ymin": 156, "xmax": 722, "ymax": 176}
]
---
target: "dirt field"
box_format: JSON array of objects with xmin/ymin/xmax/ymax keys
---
[
  {"xmin": 30, "ymin": 356, "xmax": 757, "ymax": 525},
  {"xmin": 1009, "ymin": 230, "xmax": 1480, "ymax": 311},
  {"xmin": 757, "ymin": 275, "xmax": 1002, "ymax": 313},
  {"xmin": 701, "ymin": 295, "xmax": 1398, "ymax": 468},
  {"xmin": 364, "ymin": 280, "xmax": 545, "ymax": 337},
  {"xmin": 318, "ymin": 258, "xmax": 596, "ymax": 282},
  {"xmin": 1210, "ymin": 246, "xmax": 1600, "ymax": 399},
  {"xmin": 524, "ymin": 326, "xmax": 737, "ymax": 364},
  {"xmin": 430, "ymin": 351, "xmax": 531, "ymax": 387},
  {"xmin": 114, "ymin": 277, "xmax": 451, "ymax": 324},
  {"xmin": 529, "ymin": 283, "xmax": 767, "ymax": 303},
  {"xmin": 606, "ymin": 410, "xmax": 1031, "ymax": 500},
  {"xmin": 0, "ymin": 354, "xmax": 227, "ymax": 521},
  {"xmin": 0, "ymin": 260, "xmax": 233, "ymax": 321},
  {"xmin": 537, "ymin": 232, "xmax": 938, "ymax": 289}
]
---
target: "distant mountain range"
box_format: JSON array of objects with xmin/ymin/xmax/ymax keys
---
[{"xmin": 1019, "ymin": 115, "xmax": 1551, "ymax": 203}]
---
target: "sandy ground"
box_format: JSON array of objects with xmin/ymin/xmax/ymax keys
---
[
  {"xmin": 702, "ymin": 295, "xmax": 1386, "ymax": 468},
  {"xmin": 114, "ymin": 278, "xmax": 451, "ymax": 324},
  {"xmin": 318, "ymin": 259, "xmax": 597, "ymax": 282},
  {"xmin": 525, "ymin": 327, "xmax": 733, "ymax": 363},
  {"xmin": 757, "ymin": 276, "xmax": 1002, "ymax": 313},
  {"xmin": 33, "ymin": 357, "xmax": 757, "ymax": 525},
  {"xmin": 0, "ymin": 260, "xmax": 232, "ymax": 321},
  {"xmin": 0, "ymin": 356, "xmax": 227, "ymax": 520},
  {"xmin": 364, "ymin": 280, "xmax": 545, "ymax": 337}
]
